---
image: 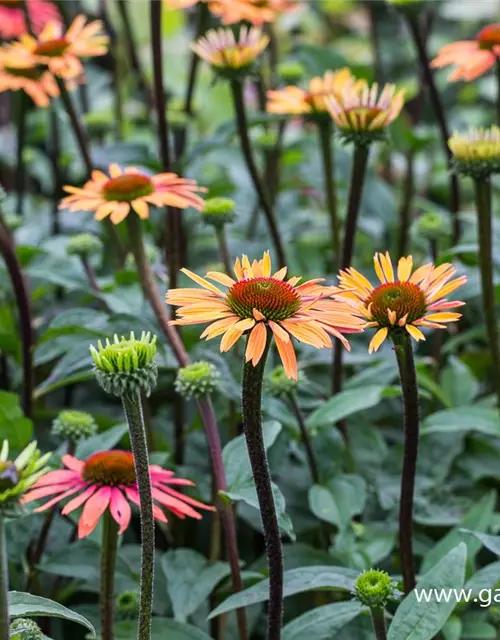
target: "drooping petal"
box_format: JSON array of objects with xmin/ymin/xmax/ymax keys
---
[
  {"xmin": 245, "ymin": 322, "xmax": 267, "ymax": 365},
  {"xmin": 274, "ymin": 332, "xmax": 298, "ymax": 380},
  {"xmin": 62, "ymin": 455, "xmax": 85, "ymax": 473},
  {"xmin": 406, "ymin": 324, "xmax": 425, "ymax": 342},
  {"xmin": 109, "ymin": 488, "xmax": 132, "ymax": 535},
  {"xmin": 78, "ymin": 486, "xmax": 112, "ymax": 538},
  {"xmin": 368, "ymin": 327, "xmax": 388, "ymax": 353},
  {"xmin": 61, "ymin": 485, "xmax": 97, "ymax": 515}
]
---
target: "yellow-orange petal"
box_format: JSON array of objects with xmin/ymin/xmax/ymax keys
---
[
  {"xmin": 406, "ymin": 324, "xmax": 425, "ymax": 341},
  {"xmin": 274, "ymin": 333, "xmax": 298, "ymax": 380},
  {"xmin": 368, "ymin": 327, "xmax": 388, "ymax": 353},
  {"xmin": 245, "ymin": 322, "xmax": 267, "ymax": 365},
  {"xmin": 397, "ymin": 256, "xmax": 413, "ymax": 282},
  {"xmin": 220, "ymin": 327, "xmax": 244, "ymax": 352},
  {"xmin": 181, "ymin": 269, "xmax": 225, "ymax": 295},
  {"xmin": 109, "ymin": 202, "xmax": 130, "ymax": 224},
  {"xmin": 206, "ymin": 271, "xmax": 236, "ymax": 287},
  {"xmin": 132, "ymin": 199, "xmax": 149, "ymax": 219},
  {"xmin": 424, "ymin": 312, "xmax": 462, "ymax": 323}
]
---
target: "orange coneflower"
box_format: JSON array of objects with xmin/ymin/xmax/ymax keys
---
[
  {"xmin": 210, "ymin": 0, "xmax": 300, "ymax": 25},
  {"xmin": 337, "ymin": 252, "xmax": 467, "ymax": 353},
  {"xmin": 59, "ymin": 164, "xmax": 206, "ymax": 225},
  {"xmin": 431, "ymin": 23, "xmax": 500, "ymax": 82},
  {"xmin": 267, "ymin": 68, "xmax": 356, "ymax": 117},
  {"xmin": 192, "ymin": 26, "xmax": 269, "ymax": 71},
  {"xmin": 9, "ymin": 15, "xmax": 108, "ymax": 81},
  {"xmin": 166, "ymin": 251, "xmax": 364, "ymax": 379},
  {"xmin": 0, "ymin": 0, "xmax": 61, "ymax": 39},
  {"xmin": 0, "ymin": 46, "xmax": 59, "ymax": 107}
]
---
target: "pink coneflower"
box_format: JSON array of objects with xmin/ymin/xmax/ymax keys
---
[
  {"xmin": 22, "ymin": 451, "xmax": 214, "ymax": 538},
  {"xmin": 0, "ymin": 0, "xmax": 61, "ymax": 40}
]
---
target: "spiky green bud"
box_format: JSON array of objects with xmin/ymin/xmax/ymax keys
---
[
  {"xmin": 0, "ymin": 441, "xmax": 50, "ymax": 514},
  {"xmin": 278, "ymin": 61, "xmax": 305, "ymax": 84},
  {"xmin": 3, "ymin": 213, "xmax": 23, "ymax": 233},
  {"xmin": 9, "ymin": 618, "xmax": 43, "ymax": 640},
  {"xmin": 265, "ymin": 365, "xmax": 300, "ymax": 397},
  {"xmin": 354, "ymin": 569, "xmax": 395, "ymax": 609},
  {"xmin": 66, "ymin": 233, "xmax": 103, "ymax": 258},
  {"xmin": 175, "ymin": 361, "xmax": 220, "ymax": 399},
  {"xmin": 116, "ymin": 590, "xmax": 140, "ymax": 621},
  {"xmin": 51, "ymin": 410, "xmax": 98, "ymax": 443},
  {"xmin": 90, "ymin": 332, "xmax": 158, "ymax": 397},
  {"xmin": 415, "ymin": 212, "xmax": 450, "ymax": 242},
  {"xmin": 201, "ymin": 198, "xmax": 236, "ymax": 227}
]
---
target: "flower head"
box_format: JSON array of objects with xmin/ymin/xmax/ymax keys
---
[
  {"xmin": 9, "ymin": 15, "xmax": 108, "ymax": 80},
  {"xmin": 192, "ymin": 26, "xmax": 269, "ymax": 77},
  {"xmin": 116, "ymin": 591, "xmax": 140, "ymax": 621},
  {"xmin": 265, "ymin": 364, "xmax": 300, "ymax": 397},
  {"xmin": 448, "ymin": 126, "xmax": 500, "ymax": 179},
  {"xmin": 0, "ymin": 0, "xmax": 61, "ymax": 40},
  {"xmin": 354, "ymin": 569, "xmax": 396, "ymax": 609},
  {"xmin": 175, "ymin": 361, "xmax": 221, "ymax": 398},
  {"xmin": 66, "ymin": 232, "xmax": 103, "ymax": 258},
  {"xmin": 0, "ymin": 441, "xmax": 51, "ymax": 512},
  {"xmin": 327, "ymin": 79, "xmax": 405, "ymax": 145},
  {"xmin": 0, "ymin": 46, "xmax": 59, "ymax": 107},
  {"xmin": 201, "ymin": 197, "xmax": 236, "ymax": 226},
  {"xmin": 166, "ymin": 251, "xmax": 364, "ymax": 380},
  {"xmin": 431, "ymin": 23, "xmax": 500, "ymax": 82},
  {"xmin": 9, "ymin": 618, "xmax": 43, "ymax": 640},
  {"xmin": 337, "ymin": 252, "xmax": 467, "ymax": 353},
  {"xmin": 209, "ymin": 0, "xmax": 301, "ymax": 25},
  {"xmin": 60, "ymin": 164, "xmax": 205, "ymax": 225},
  {"xmin": 22, "ymin": 450, "xmax": 214, "ymax": 538},
  {"xmin": 267, "ymin": 68, "xmax": 356, "ymax": 120},
  {"xmin": 51, "ymin": 410, "xmax": 98, "ymax": 443}
]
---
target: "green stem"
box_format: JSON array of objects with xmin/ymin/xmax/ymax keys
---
[
  {"xmin": 318, "ymin": 121, "xmax": 339, "ymax": 266},
  {"xmin": 14, "ymin": 93, "xmax": 27, "ymax": 215},
  {"xmin": 496, "ymin": 59, "xmax": 500, "ymax": 126},
  {"xmin": 116, "ymin": 0, "xmax": 152, "ymax": 104},
  {"xmin": 392, "ymin": 331, "xmax": 419, "ymax": 594},
  {"xmin": 287, "ymin": 392, "xmax": 320, "ymax": 484},
  {"xmin": 100, "ymin": 512, "xmax": 119, "ymax": 640},
  {"xmin": 397, "ymin": 151, "xmax": 415, "ymax": 258},
  {"xmin": 474, "ymin": 178, "xmax": 500, "ymax": 408},
  {"xmin": 230, "ymin": 79, "xmax": 286, "ymax": 266},
  {"xmin": 370, "ymin": 607, "xmax": 387, "ymax": 640},
  {"xmin": 242, "ymin": 332, "xmax": 283, "ymax": 639},
  {"xmin": 121, "ymin": 391, "xmax": 155, "ymax": 640},
  {"xmin": 0, "ymin": 516, "xmax": 8, "ymax": 640},
  {"xmin": 215, "ymin": 225, "xmax": 232, "ymax": 276}
]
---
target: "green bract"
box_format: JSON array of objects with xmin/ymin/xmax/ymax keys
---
[
  {"xmin": 0, "ymin": 441, "xmax": 51, "ymax": 513},
  {"xmin": 354, "ymin": 569, "xmax": 395, "ymax": 609},
  {"xmin": 415, "ymin": 212, "xmax": 450, "ymax": 241},
  {"xmin": 66, "ymin": 233, "xmax": 103, "ymax": 258},
  {"xmin": 90, "ymin": 332, "xmax": 158, "ymax": 397},
  {"xmin": 201, "ymin": 198, "xmax": 236, "ymax": 227},
  {"xmin": 51, "ymin": 410, "xmax": 98, "ymax": 443},
  {"xmin": 175, "ymin": 361, "xmax": 221, "ymax": 399}
]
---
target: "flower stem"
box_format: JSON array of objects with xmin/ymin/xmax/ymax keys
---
[
  {"xmin": 405, "ymin": 14, "xmax": 460, "ymax": 243},
  {"xmin": 0, "ymin": 516, "xmax": 8, "ymax": 640},
  {"xmin": 15, "ymin": 93, "xmax": 27, "ymax": 215},
  {"xmin": 121, "ymin": 391, "xmax": 155, "ymax": 640},
  {"xmin": 318, "ymin": 121, "xmax": 339, "ymax": 266},
  {"xmin": 184, "ymin": 2, "xmax": 209, "ymax": 118},
  {"xmin": 397, "ymin": 151, "xmax": 415, "ymax": 258},
  {"xmin": 496, "ymin": 59, "xmax": 500, "ymax": 126},
  {"xmin": 473, "ymin": 178, "xmax": 500, "ymax": 408},
  {"xmin": 392, "ymin": 331, "xmax": 419, "ymax": 594},
  {"xmin": 0, "ymin": 223, "xmax": 33, "ymax": 418},
  {"xmin": 242, "ymin": 332, "xmax": 283, "ymax": 639},
  {"xmin": 100, "ymin": 511, "xmax": 119, "ymax": 640},
  {"xmin": 215, "ymin": 226, "xmax": 232, "ymax": 276},
  {"xmin": 287, "ymin": 393, "xmax": 320, "ymax": 484},
  {"xmin": 230, "ymin": 80, "xmax": 286, "ymax": 266},
  {"xmin": 369, "ymin": 607, "xmax": 387, "ymax": 640},
  {"xmin": 197, "ymin": 398, "xmax": 247, "ymax": 640}
]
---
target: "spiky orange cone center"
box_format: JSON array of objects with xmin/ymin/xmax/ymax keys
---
[
  {"xmin": 476, "ymin": 24, "xmax": 500, "ymax": 50},
  {"xmin": 102, "ymin": 174, "xmax": 154, "ymax": 203},
  {"xmin": 82, "ymin": 450, "xmax": 136, "ymax": 486},
  {"xmin": 367, "ymin": 281, "xmax": 427, "ymax": 326},
  {"xmin": 34, "ymin": 37, "xmax": 71, "ymax": 57},
  {"xmin": 227, "ymin": 277, "xmax": 301, "ymax": 321}
]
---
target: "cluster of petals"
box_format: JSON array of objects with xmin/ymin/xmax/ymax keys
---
[
  {"xmin": 0, "ymin": 0, "xmax": 61, "ymax": 39},
  {"xmin": 267, "ymin": 68, "xmax": 356, "ymax": 116},
  {"xmin": 431, "ymin": 23, "xmax": 500, "ymax": 82},
  {"xmin": 337, "ymin": 252, "xmax": 467, "ymax": 354},
  {"xmin": 59, "ymin": 164, "xmax": 206, "ymax": 225},
  {"xmin": 166, "ymin": 251, "xmax": 364, "ymax": 380},
  {"xmin": 0, "ymin": 45, "xmax": 58, "ymax": 107},
  {"xmin": 327, "ymin": 79, "xmax": 405, "ymax": 132},
  {"xmin": 165, "ymin": 0, "xmax": 300, "ymax": 24},
  {"xmin": 448, "ymin": 126, "xmax": 500, "ymax": 162},
  {"xmin": 192, "ymin": 26, "xmax": 269, "ymax": 70},
  {"xmin": 22, "ymin": 452, "xmax": 214, "ymax": 538}
]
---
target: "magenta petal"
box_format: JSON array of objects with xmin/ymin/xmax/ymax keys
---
[
  {"xmin": 33, "ymin": 484, "xmax": 84, "ymax": 512},
  {"xmin": 109, "ymin": 488, "xmax": 131, "ymax": 535},
  {"xmin": 78, "ymin": 486, "xmax": 112, "ymax": 538},
  {"xmin": 151, "ymin": 487, "xmax": 202, "ymax": 519},
  {"xmin": 61, "ymin": 485, "xmax": 97, "ymax": 515}
]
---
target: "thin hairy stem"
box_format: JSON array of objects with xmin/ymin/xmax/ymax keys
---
[
  {"xmin": 318, "ymin": 121, "xmax": 340, "ymax": 266},
  {"xmin": 215, "ymin": 226, "xmax": 232, "ymax": 276},
  {"xmin": 370, "ymin": 607, "xmax": 387, "ymax": 640},
  {"xmin": 287, "ymin": 393, "xmax": 320, "ymax": 484},
  {"xmin": 397, "ymin": 151, "xmax": 415, "ymax": 257},
  {"xmin": 14, "ymin": 94, "xmax": 27, "ymax": 215},
  {"xmin": 100, "ymin": 512, "xmax": 119, "ymax": 640},
  {"xmin": 116, "ymin": 0, "xmax": 152, "ymax": 104},
  {"xmin": 0, "ymin": 517, "xmax": 8, "ymax": 640}
]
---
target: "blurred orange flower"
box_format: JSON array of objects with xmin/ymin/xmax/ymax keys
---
[
  {"xmin": 60, "ymin": 164, "xmax": 206, "ymax": 225},
  {"xmin": 192, "ymin": 26, "xmax": 269, "ymax": 71},
  {"xmin": 164, "ymin": 0, "xmax": 299, "ymax": 24},
  {"xmin": 0, "ymin": 46, "xmax": 58, "ymax": 107},
  {"xmin": 431, "ymin": 23, "xmax": 500, "ymax": 81}
]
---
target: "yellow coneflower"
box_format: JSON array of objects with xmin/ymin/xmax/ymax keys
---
[{"xmin": 449, "ymin": 126, "xmax": 500, "ymax": 178}]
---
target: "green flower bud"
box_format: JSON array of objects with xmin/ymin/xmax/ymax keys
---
[
  {"xmin": 90, "ymin": 332, "xmax": 158, "ymax": 397},
  {"xmin": 175, "ymin": 361, "xmax": 221, "ymax": 399},
  {"xmin": 125, "ymin": 243, "xmax": 160, "ymax": 270},
  {"xmin": 415, "ymin": 212, "xmax": 450, "ymax": 242},
  {"xmin": 116, "ymin": 590, "xmax": 140, "ymax": 621},
  {"xmin": 51, "ymin": 410, "xmax": 98, "ymax": 443},
  {"xmin": 278, "ymin": 61, "xmax": 305, "ymax": 84},
  {"xmin": 66, "ymin": 233, "xmax": 103, "ymax": 258},
  {"xmin": 9, "ymin": 618, "xmax": 43, "ymax": 640},
  {"xmin": 265, "ymin": 365, "xmax": 300, "ymax": 397},
  {"xmin": 0, "ymin": 441, "xmax": 50, "ymax": 514},
  {"xmin": 3, "ymin": 213, "xmax": 23, "ymax": 233},
  {"xmin": 201, "ymin": 198, "xmax": 236, "ymax": 227},
  {"xmin": 254, "ymin": 130, "xmax": 279, "ymax": 150},
  {"xmin": 354, "ymin": 569, "xmax": 395, "ymax": 609}
]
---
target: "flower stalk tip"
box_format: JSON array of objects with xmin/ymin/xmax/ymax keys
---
[{"xmin": 175, "ymin": 361, "xmax": 221, "ymax": 399}]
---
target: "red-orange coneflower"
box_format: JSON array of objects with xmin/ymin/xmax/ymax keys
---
[
  {"xmin": 23, "ymin": 450, "xmax": 214, "ymax": 538},
  {"xmin": 431, "ymin": 23, "xmax": 500, "ymax": 82},
  {"xmin": 166, "ymin": 252, "xmax": 364, "ymax": 380},
  {"xmin": 337, "ymin": 252, "xmax": 467, "ymax": 353},
  {"xmin": 59, "ymin": 164, "xmax": 206, "ymax": 225},
  {"xmin": 0, "ymin": 46, "xmax": 59, "ymax": 107},
  {"xmin": 0, "ymin": 0, "xmax": 61, "ymax": 39}
]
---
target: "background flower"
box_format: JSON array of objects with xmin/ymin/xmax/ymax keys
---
[{"xmin": 0, "ymin": 0, "xmax": 61, "ymax": 40}]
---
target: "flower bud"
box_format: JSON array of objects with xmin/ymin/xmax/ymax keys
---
[
  {"xmin": 116, "ymin": 590, "xmax": 140, "ymax": 620},
  {"xmin": 265, "ymin": 365, "xmax": 300, "ymax": 397},
  {"xmin": 415, "ymin": 212, "xmax": 450, "ymax": 242},
  {"xmin": 449, "ymin": 126, "xmax": 500, "ymax": 179},
  {"xmin": 9, "ymin": 618, "xmax": 43, "ymax": 640},
  {"xmin": 51, "ymin": 410, "xmax": 98, "ymax": 443},
  {"xmin": 175, "ymin": 361, "xmax": 221, "ymax": 399},
  {"xmin": 0, "ymin": 441, "xmax": 50, "ymax": 513},
  {"xmin": 354, "ymin": 569, "xmax": 395, "ymax": 609},
  {"xmin": 90, "ymin": 332, "xmax": 158, "ymax": 397},
  {"xmin": 201, "ymin": 198, "xmax": 236, "ymax": 227},
  {"xmin": 66, "ymin": 233, "xmax": 103, "ymax": 259},
  {"xmin": 278, "ymin": 60, "xmax": 305, "ymax": 84}
]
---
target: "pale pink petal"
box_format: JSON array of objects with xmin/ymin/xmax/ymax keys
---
[
  {"xmin": 109, "ymin": 488, "xmax": 132, "ymax": 534},
  {"xmin": 151, "ymin": 487, "xmax": 202, "ymax": 519},
  {"xmin": 61, "ymin": 485, "xmax": 97, "ymax": 515},
  {"xmin": 62, "ymin": 455, "xmax": 85, "ymax": 473},
  {"xmin": 29, "ymin": 469, "xmax": 79, "ymax": 487},
  {"xmin": 33, "ymin": 485, "xmax": 85, "ymax": 512}
]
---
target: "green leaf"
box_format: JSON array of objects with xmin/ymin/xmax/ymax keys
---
[
  {"xmin": 208, "ymin": 565, "xmax": 358, "ymax": 618},
  {"xmin": 306, "ymin": 386, "xmax": 384, "ymax": 431},
  {"xmin": 464, "ymin": 562, "xmax": 500, "ymax": 597},
  {"xmin": 308, "ymin": 475, "xmax": 366, "ymax": 531},
  {"xmin": 421, "ymin": 491, "xmax": 495, "ymax": 574},
  {"xmin": 161, "ymin": 549, "xmax": 231, "ymax": 622},
  {"xmin": 387, "ymin": 543, "xmax": 467, "ymax": 640},
  {"xmin": 421, "ymin": 407, "xmax": 500, "ymax": 437},
  {"xmin": 282, "ymin": 601, "xmax": 365, "ymax": 640},
  {"xmin": 440, "ymin": 357, "xmax": 479, "ymax": 407},
  {"xmin": 8, "ymin": 592, "xmax": 96, "ymax": 638},
  {"xmin": 114, "ymin": 618, "xmax": 212, "ymax": 640},
  {"xmin": 75, "ymin": 423, "xmax": 129, "ymax": 459},
  {"xmin": 462, "ymin": 531, "xmax": 500, "ymax": 556},
  {"xmin": 0, "ymin": 392, "xmax": 33, "ymax": 450}
]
